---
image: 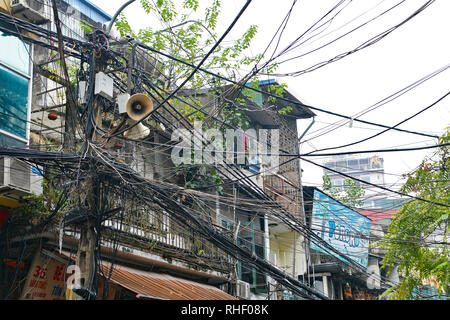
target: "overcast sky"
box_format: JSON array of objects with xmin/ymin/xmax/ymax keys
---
[{"xmin": 92, "ymin": 0, "xmax": 449, "ymax": 194}]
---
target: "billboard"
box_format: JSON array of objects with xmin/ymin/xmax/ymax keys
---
[{"xmin": 310, "ymin": 189, "xmax": 371, "ymax": 268}]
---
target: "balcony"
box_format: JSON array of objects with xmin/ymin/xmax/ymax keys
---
[
  {"xmin": 263, "ymin": 173, "xmax": 302, "ymax": 220},
  {"xmin": 99, "ymin": 208, "xmax": 234, "ymax": 274}
]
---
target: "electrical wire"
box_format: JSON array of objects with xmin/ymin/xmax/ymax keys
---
[
  {"xmin": 127, "ymin": 37, "xmax": 439, "ymax": 140},
  {"xmin": 102, "ymin": 0, "xmax": 253, "ymax": 139},
  {"xmin": 267, "ymin": 0, "xmax": 436, "ymax": 77},
  {"xmin": 301, "ymin": 63, "xmax": 450, "ymax": 145},
  {"xmin": 300, "ymin": 156, "xmax": 450, "ymax": 208},
  {"xmin": 304, "ymin": 90, "xmax": 450, "ymax": 155},
  {"xmin": 270, "ymin": 0, "xmax": 406, "ymax": 67},
  {"xmin": 1, "ymin": 1, "xmax": 447, "ymax": 300}
]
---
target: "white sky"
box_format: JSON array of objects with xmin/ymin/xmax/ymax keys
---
[{"xmin": 91, "ymin": 0, "xmax": 449, "ymax": 193}]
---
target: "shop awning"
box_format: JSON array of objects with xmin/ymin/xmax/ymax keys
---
[{"xmin": 100, "ymin": 263, "xmax": 236, "ymax": 300}]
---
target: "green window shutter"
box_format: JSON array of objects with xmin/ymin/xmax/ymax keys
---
[
  {"xmin": 0, "ymin": 65, "xmax": 29, "ymax": 139},
  {"xmin": 0, "ymin": 29, "xmax": 30, "ymax": 141}
]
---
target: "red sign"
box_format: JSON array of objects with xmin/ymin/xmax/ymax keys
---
[{"xmin": 21, "ymin": 251, "xmax": 71, "ymax": 300}]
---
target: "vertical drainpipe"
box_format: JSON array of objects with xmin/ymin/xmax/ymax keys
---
[{"xmin": 297, "ymin": 116, "xmax": 315, "ymax": 286}]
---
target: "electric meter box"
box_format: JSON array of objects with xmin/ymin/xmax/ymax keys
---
[
  {"xmin": 117, "ymin": 93, "xmax": 130, "ymax": 114},
  {"xmin": 94, "ymin": 72, "xmax": 114, "ymax": 100},
  {"xmin": 78, "ymin": 80, "xmax": 87, "ymax": 104}
]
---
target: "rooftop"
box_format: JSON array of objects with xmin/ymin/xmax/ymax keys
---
[{"xmin": 62, "ymin": 0, "xmax": 112, "ymax": 24}]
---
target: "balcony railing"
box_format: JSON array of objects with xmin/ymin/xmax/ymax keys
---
[
  {"xmin": 101, "ymin": 211, "xmax": 234, "ymax": 273},
  {"xmin": 263, "ymin": 173, "xmax": 302, "ymax": 219}
]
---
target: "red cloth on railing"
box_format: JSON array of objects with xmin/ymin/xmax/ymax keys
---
[{"xmin": 0, "ymin": 209, "xmax": 9, "ymax": 231}]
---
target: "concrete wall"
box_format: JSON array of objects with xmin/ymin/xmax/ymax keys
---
[{"xmin": 269, "ymin": 231, "xmax": 306, "ymax": 278}]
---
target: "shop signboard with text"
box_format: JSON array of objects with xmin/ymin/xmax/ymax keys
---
[
  {"xmin": 310, "ymin": 189, "xmax": 371, "ymax": 268},
  {"xmin": 21, "ymin": 251, "xmax": 70, "ymax": 300}
]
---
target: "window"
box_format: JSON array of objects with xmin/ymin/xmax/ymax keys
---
[
  {"xmin": 51, "ymin": 1, "xmax": 85, "ymax": 40},
  {"xmin": 0, "ymin": 28, "xmax": 31, "ymax": 143},
  {"xmin": 0, "ymin": 29, "xmax": 30, "ymax": 74},
  {"xmin": 250, "ymin": 92, "xmax": 263, "ymax": 106},
  {"xmin": 237, "ymin": 221, "xmax": 256, "ymax": 287},
  {"xmin": 0, "ymin": 65, "xmax": 29, "ymax": 139},
  {"xmin": 348, "ymin": 159, "xmax": 358, "ymax": 170},
  {"xmin": 370, "ymin": 156, "xmax": 382, "ymax": 169},
  {"xmin": 247, "ymin": 133, "xmax": 260, "ymax": 173},
  {"xmin": 237, "ymin": 219, "xmax": 267, "ymax": 293},
  {"xmin": 359, "ymin": 158, "xmax": 369, "ymax": 170}
]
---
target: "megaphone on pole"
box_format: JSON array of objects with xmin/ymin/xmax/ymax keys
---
[
  {"xmin": 123, "ymin": 93, "xmax": 153, "ymax": 139},
  {"xmin": 126, "ymin": 93, "xmax": 153, "ymax": 121}
]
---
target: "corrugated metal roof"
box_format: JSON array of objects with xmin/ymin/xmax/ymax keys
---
[{"xmin": 101, "ymin": 263, "xmax": 236, "ymax": 300}]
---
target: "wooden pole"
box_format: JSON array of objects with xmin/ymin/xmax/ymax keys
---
[
  {"xmin": 50, "ymin": 0, "xmax": 103, "ymax": 299},
  {"xmin": 49, "ymin": 0, "xmax": 94, "ymax": 300}
]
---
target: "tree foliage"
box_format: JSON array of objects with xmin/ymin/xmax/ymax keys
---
[
  {"xmin": 113, "ymin": 0, "xmax": 264, "ymax": 190},
  {"xmin": 114, "ymin": 0, "xmax": 261, "ymax": 91},
  {"xmin": 9, "ymin": 178, "xmax": 66, "ymax": 225},
  {"xmin": 322, "ymin": 174, "xmax": 365, "ymax": 208},
  {"xmin": 113, "ymin": 0, "xmax": 295, "ymax": 192},
  {"xmin": 379, "ymin": 128, "xmax": 449, "ymax": 300}
]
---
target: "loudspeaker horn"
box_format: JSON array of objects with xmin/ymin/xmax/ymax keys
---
[
  {"xmin": 126, "ymin": 93, "xmax": 153, "ymax": 121},
  {"xmin": 124, "ymin": 120, "xmax": 150, "ymax": 140}
]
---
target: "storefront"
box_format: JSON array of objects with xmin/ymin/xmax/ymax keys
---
[
  {"xmin": 18, "ymin": 246, "xmax": 235, "ymax": 300},
  {"xmin": 303, "ymin": 262, "xmax": 382, "ymax": 300}
]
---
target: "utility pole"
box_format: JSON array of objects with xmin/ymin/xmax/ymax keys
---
[
  {"xmin": 50, "ymin": 0, "xmax": 97, "ymax": 300},
  {"xmin": 50, "ymin": 4, "xmax": 108, "ymax": 300},
  {"xmin": 68, "ymin": 0, "xmax": 136, "ymax": 300},
  {"xmin": 74, "ymin": 31, "xmax": 107, "ymax": 299}
]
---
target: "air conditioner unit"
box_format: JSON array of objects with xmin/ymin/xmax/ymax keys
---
[
  {"xmin": 235, "ymin": 280, "xmax": 251, "ymax": 300},
  {"xmin": 10, "ymin": 0, "xmax": 49, "ymax": 25},
  {"xmin": 0, "ymin": 157, "xmax": 43, "ymax": 202}
]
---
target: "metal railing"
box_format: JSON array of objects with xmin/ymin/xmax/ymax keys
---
[{"xmin": 263, "ymin": 174, "xmax": 302, "ymax": 219}]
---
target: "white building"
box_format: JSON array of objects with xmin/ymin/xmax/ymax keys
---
[{"xmin": 323, "ymin": 154, "xmax": 387, "ymax": 209}]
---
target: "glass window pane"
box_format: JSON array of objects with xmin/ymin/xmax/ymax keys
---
[
  {"xmin": 0, "ymin": 133, "xmax": 26, "ymax": 147},
  {"xmin": 348, "ymin": 159, "xmax": 358, "ymax": 170},
  {"xmin": 0, "ymin": 30, "xmax": 30, "ymax": 75},
  {"xmin": 0, "ymin": 65, "xmax": 29, "ymax": 139}
]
